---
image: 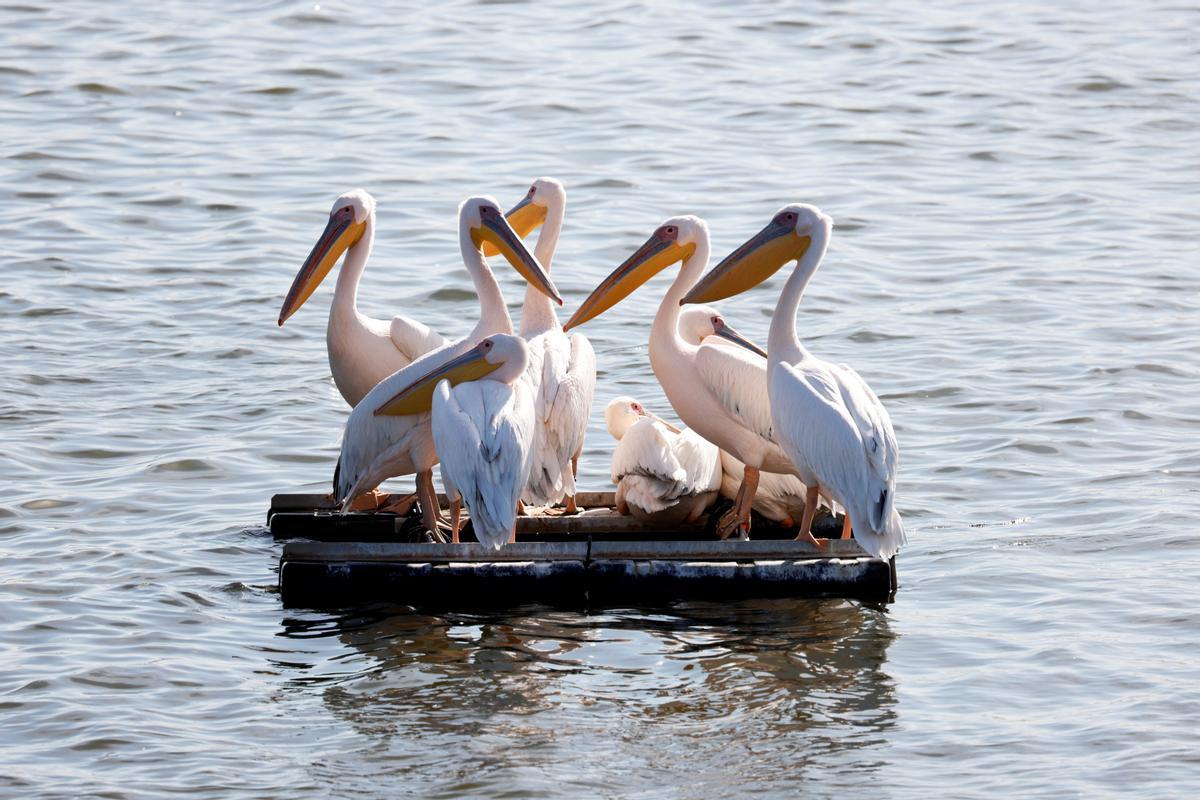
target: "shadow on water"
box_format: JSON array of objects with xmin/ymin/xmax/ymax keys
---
[{"xmin": 272, "ymin": 601, "xmax": 898, "ymax": 794}]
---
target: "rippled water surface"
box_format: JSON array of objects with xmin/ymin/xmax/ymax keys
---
[{"xmin": 3, "ymin": 1, "xmax": 1199, "ymax": 796}]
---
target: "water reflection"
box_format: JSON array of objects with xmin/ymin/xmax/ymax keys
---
[{"xmin": 275, "ymin": 601, "xmax": 896, "ymax": 793}]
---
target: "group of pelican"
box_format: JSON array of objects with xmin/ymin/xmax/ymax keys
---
[{"xmin": 276, "ymin": 178, "xmax": 904, "ymax": 559}]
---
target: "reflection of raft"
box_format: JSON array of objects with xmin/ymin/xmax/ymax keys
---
[{"xmin": 271, "ymin": 491, "xmax": 896, "ymax": 608}]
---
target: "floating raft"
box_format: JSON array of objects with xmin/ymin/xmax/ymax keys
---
[{"xmin": 272, "ymin": 492, "xmax": 896, "ymax": 609}]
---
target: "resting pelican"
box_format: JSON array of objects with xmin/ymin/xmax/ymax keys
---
[
  {"xmin": 676, "ymin": 306, "xmax": 816, "ymax": 528},
  {"xmin": 334, "ymin": 197, "xmax": 560, "ymax": 535},
  {"xmin": 604, "ymin": 396, "xmax": 722, "ymax": 524},
  {"xmin": 487, "ymin": 178, "xmax": 595, "ymax": 513},
  {"xmin": 385, "ymin": 335, "xmax": 535, "ymax": 548},
  {"xmin": 277, "ymin": 189, "xmax": 446, "ymax": 406},
  {"xmin": 681, "ymin": 204, "xmax": 905, "ymax": 559},
  {"xmin": 563, "ymin": 216, "xmax": 801, "ymax": 540}
]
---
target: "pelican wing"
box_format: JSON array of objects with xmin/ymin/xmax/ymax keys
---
[
  {"xmin": 389, "ymin": 315, "xmax": 447, "ymax": 364},
  {"xmin": 546, "ymin": 331, "xmax": 596, "ymax": 461},
  {"xmin": 522, "ymin": 329, "xmax": 596, "ymax": 504},
  {"xmin": 611, "ymin": 418, "xmax": 686, "ymax": 489},
  {"xmin": 830, "ymin": 363, "xmax": 898, "ymax": 475},
  {"xmin": 673, "ymin": 429, "xmax": 723, "ymax": 495},
  {"xmin": 769, "ymin": 362, "xmax": 867, "ymax": 512},
  {"xmin": 693, "ymin": 338, "xmax": 776, "ymax": 442},
  {"xmin": 434, "ymin": 379, "xmax": 534, "ymax": 549}
]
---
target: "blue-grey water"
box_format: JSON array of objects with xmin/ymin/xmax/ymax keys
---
[{"xmin": 2, "ymin": 1, "xmax": 1199, "ymax": 796}]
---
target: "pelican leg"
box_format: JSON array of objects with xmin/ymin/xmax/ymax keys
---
[
  {"xmin": 563, "ymin": 456, "xmax": 581, "ymax": 514},
  {"xmin": 516, "ymin": 499, "xmax": 527, "ymax": 516},
  {"xmin": 416, "ymin": 470, "xmax": 446, "ymax": 540},
  {"xmin": 449, "ymin": 496, "xmax": 462, "ymax": 544},
  {"xmin": 508, "ymin": 525, "xmax": 517, "ymax": 544},
  {"xmin": 841, "ymin": 513, "xmax": 852, "ymax": 540},
  {"xmin": 795, "ymin": 484, "xmax": 826, "ymax": 548},
  {"xmin": 717, "ymin": 467, "xmax": 758, "ymax": 540}
]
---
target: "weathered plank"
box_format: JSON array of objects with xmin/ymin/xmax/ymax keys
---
[{"xmin": 281, "ymin": 538, "xmax": 866, "ymax": 564}]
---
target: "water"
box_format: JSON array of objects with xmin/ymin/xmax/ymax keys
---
[{"xmin": 2, "ymin": 0, "xmax": 1199, "ymax": 796}]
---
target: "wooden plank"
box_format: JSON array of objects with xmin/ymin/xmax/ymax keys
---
[
  {"xmin": 269, "ymin": 511, "xmax": 405, "ymax": 541},
  {"xmin": 280, "ymin": 537, "xmax": 865, "ymax": 564},
  {"xmin": 513, "ymin": 511, "xmax": 705, "ymax": 536}
]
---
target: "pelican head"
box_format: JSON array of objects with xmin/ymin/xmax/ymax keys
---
[
  {"xmin": 278, "ymin": 189, "xmax": 374, "ymax": 325},
  {"xmin": 375, "ymin": 334, "xmax": 529, "ymax": 416},
  {"xmin": 481, "ymin": 177, "xmax": 565, "ymax": 259},
  {"xmin": 605, "ymin": 396, "xmax": 650, "ymax": 440},
  {"xmin": 462, "ymin": 196, "xmax": 563, "ymax": 306},
  {"xmin": 681, "ymin": 204, "xmax": 832, "ymax": 306},
  {"xmin": 677, "ymin": 305, "xmax": 768, "ymax": 358},
  {"xmin": 563, "ymin": 215, "xmax": 707, "ymax": 331}
]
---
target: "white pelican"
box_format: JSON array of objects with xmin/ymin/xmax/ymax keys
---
[
  {"xmin": 277, "ymin": 189, "xmax": 446, "ymax": 407},
  {"xmin": 681, "ymin": 204, "xmax": 905, "ymax": 559},
  {"xmin": 563, "ymin": 216, "xmax": 798, "ymax": 540},
  {"xmin": 676, "ymin": 306, "xmax": 816, "ymax": 528},
  {"xmin": 385, "ymin": 334, "xmax": 535, "ymax": 548},
  {"xmin": 487, "ymin": 178, "xmax": 595, "ymax": 513},
  {"xmin": 333, "ymin": 197, "xmax": 560, "ymax": 535},
  {"xmin": 604, "ymin": 396, "xmax": 722, "ymax": 525}
]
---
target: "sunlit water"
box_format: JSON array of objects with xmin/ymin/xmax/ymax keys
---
[{"xmin": 2, "ymin": 1, "xmax": 1199, "ymax": 796}]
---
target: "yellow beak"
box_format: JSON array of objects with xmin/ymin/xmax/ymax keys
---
[
  {"xmin": 480, "ymin": 194, "xmax": 547, "ymax": 258},
  {"xmin": 562, "ymin": 234, "xmax": 696, "ymax": 331},
  {"xmin": 278, "ymin": 211, "xmax": 366, "ymax": 326},
  {"xmin": 375, "ymin": 342, "xmax": 502, "ymax": 416},
  {"xmin": 471, "ymin": 209, "xmax": 562, "ymax": 306},
  {"xmin": 681, "ymin": 222, "xmax": 810, "ymax": 306}
]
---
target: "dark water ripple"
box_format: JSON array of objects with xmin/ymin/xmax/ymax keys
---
[{"xmin": 2, "ymin": 0, "xmax": 1200, "ymax": 797}]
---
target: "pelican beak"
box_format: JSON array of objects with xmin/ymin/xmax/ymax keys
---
[
  {"xmin": 712, "ymin": 318, "xmax": 768, "ymax": 359},
  {"xmin": 471, "ymin": 208, "xmax": 562, "ymax": 306},
  {"xmin": 278, "ymin": 209, "xmax": 366, "ymax": 325},
  {"xmin": 563, "ymin": 232, "xmax": 696, "ymax": 331},
  {"xmin": 375, "ymin": 341, "xmax": 501, "ymax": 416},
  {"xmin": 481, "ymin": 193, "xmax": 547, "ymax": 258},
  {"xmin": 681, "ymin": 221, "xmax": 810, "ymax": 305}
]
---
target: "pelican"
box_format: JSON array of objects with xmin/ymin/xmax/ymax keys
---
[
  {"xmin": 385, "ymin": 335, "xmax": 535, "ymax": 548},
  {"xmin": 563, "ymin": 216, "xmax": 801, "ymax": 541},
  {"xmin": 487, "ymin": 178, "xmax": 595, "ymax": 513},
  {"xmin": 333, "ymin": 197, "xmax": 561, "ymax": 535},
  {"xmin": 681, "ymin": 204, "xmax": 905, "ymax": 559},
  {"xmin": 277, "ymin": 189, "xmax": 446, "ymax": 407},
  {"xmin": 604, "ymin": 396, "xmax": 722, "ymax": 524},
  {"xmin": 676, "ymin": 306, "xmax": 817, "ymax": 528}
]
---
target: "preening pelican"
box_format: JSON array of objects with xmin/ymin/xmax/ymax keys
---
[
  {"xmin": 682, "ymin": 204, "xmax": 904, "ymax": 559},
  {"xmin": 386, "ymin": 335, "xmax": 535, "ymax": 548},
  {"xmin": 277, "ymin": 190, "xmax": 446, "ymax": 406},
  {"xmin": 563, "ymin": 216, "xmax": 800, "ymax": 540},
  {"xmin": 333, "ymin": 197, "xmax": 560, "ymax": 535},
  {"xmin": 487, "ymin": 178, "xmax": 595, "ymax": 512},
  {"xmin": 604, "ymin": 396, "xmax": 721, "ymax": 524},
  {"xmin": 676, "ymin": 306, "xmax": 816, "ymax": 527}
]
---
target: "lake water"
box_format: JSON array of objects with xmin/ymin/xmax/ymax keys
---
[{"xmin": 2, "ymin": 1, "xmax": 1199, "ymax": 796}]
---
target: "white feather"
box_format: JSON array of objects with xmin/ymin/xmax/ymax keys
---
[{"xmin": 432, "ymin": 347, "xmax": 535, "ymax": 549}]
